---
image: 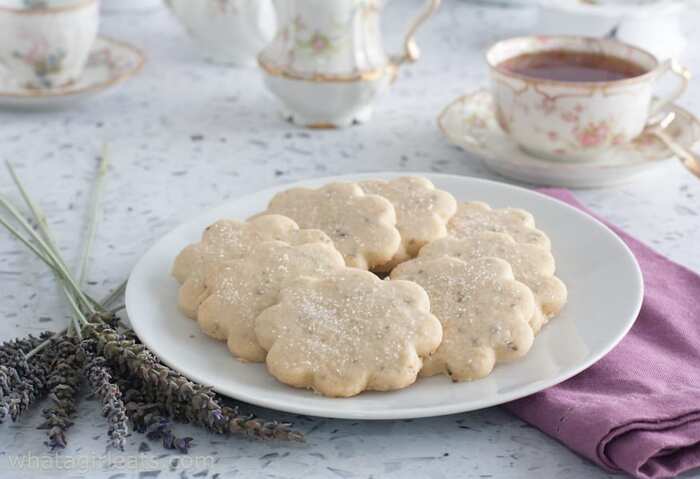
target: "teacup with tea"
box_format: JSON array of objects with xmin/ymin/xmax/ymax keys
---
[
  {"xmin": 486, "ymin": 36, "xmax": 690, "ymax": 162},
  {"xmin": 0, "ymin": 0, "xmax": 99, "ymax": 89}
]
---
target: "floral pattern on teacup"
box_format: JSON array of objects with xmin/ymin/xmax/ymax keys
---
[
  {"xmin": 12, "ymin": 37, "xmax": 67, "ymax": 89},
  {"xmin": 492, "ymin": 77, "xmax": 649, "ymax": 159},
  {"xmin": 577, "ymin": 121, "xmax": 613, "ymax": 148},
  {"xmin": 455, "ymin": 90, "xmax": 682, "ymax": 159}
]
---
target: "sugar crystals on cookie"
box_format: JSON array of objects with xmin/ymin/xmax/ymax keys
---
[
  {"xmin": 197, "ymin": 240, "xmax": 345, "ymax": 362},
  {"xmin": 448, "ymin": 201, "xmax": 551, "ymax": 250},
  {"xmin": 392, "ymin": 256, "xmax": 535, "ymax": 382},
  {"xmin": 255, "ymin": 269, "xmax": 443, "ymax": 397},
  {"xmin": 419, "ymin": 233, "xmax": 567, "ymax": 333},
  {"xmin": 257, "ymin": 182, "xmax": 401, "ymax": 270},
  {"xmin": 172, "ymin": 214, "xmax": 333, "ymax": 319},
  {"xmin": 359, "ymin": 176, "xmax": 457, "ymax": 271}
]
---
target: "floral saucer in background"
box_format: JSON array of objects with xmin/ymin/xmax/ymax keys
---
[
  {"xmin": 438, "ymin": 90, "xmax": 700, "ymax": 188},
  {"xmin": 0, "ymin": 36, "xmax": 145, "ymax": 109}
]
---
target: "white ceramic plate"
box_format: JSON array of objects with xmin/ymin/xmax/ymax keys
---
[
  {"xmin": 126, "ymin": 173, "xmax": 643, "ymax": 420},
  {"xmin": 438, "ymin": 90, "xmax": 700, "ymax": 188},
  {"xmin": 0, "ymin": 36, "xmax": 145, "ymax": 109}
]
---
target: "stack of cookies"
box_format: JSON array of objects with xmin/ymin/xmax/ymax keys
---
[{"xmin": 171, "ymin": 177, "xmax": 568, "ymax": 398}]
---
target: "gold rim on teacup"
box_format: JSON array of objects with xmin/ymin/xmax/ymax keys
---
[
  {"xmin": 485, "ymin": 35, "xmax": 673, "ymax": 89},
  {"xmin": 0, "ymin": 0, "xmax": 95, "ymax": 14}
]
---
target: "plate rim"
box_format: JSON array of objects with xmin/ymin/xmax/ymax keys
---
[{"xmin": 126, "ymin": 172, "xmax": 644, "ymax": 420}]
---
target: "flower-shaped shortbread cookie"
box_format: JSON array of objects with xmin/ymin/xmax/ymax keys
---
[
  {"xmin": 197, "ymin": 240, "xmax": 345, "ymax": 362},
  {"xmin": 419, "ymin": 233, "xmax": 567, "ymax": 334},
  {"xmin": 391, "ymin": 256, "xmax": 535, "ymax": 382},
  {"xmin": 258, "ymin": 182, "xmax": 401, "ymax": 270},
  {"xmin": 359, "ymin": 176, "xmax": 457, "ymax": 272},
  {"xmin": 255, "ymin": 269, "xmax": 443, "ymax": 397},
  {"xmin": 172, "ymin": 214, "xmax": 332, "ymax": 319},
  {"xmin": 447, "ymin": 202, "xmax": 551, "ymax": 250}
]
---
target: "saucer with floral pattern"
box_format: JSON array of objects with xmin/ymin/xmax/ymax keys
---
[
  {"xmin": 438, "ymin": 90, "xmax": 700, "ymax": 188},
  {"xmin": 0, "ymin": 36, "xmax": 145, "ymax": 109}
]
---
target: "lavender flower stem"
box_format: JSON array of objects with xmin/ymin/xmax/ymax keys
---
[
  {"xmin": 99, "ymin": 280, "xmax": 127, "ymax": 309},
  {"xmin": 3, "ymin": 163, "xmax": 96, "ymax": 313},
  {"xmin": 77, "ymin": 146, "xmax": 109, "ymax": 286},
  {"xmin": 0, "ymin": 200, "xmax": 94, "ymax": 313}
]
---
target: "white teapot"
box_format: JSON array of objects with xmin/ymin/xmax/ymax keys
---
[
  {"xmin": 259, "ymin": 0, "xmax": 440, "ymax": 128},
  {"xmin": 165, "ymin": 0, "xmax": 276, "ymax": 66}
]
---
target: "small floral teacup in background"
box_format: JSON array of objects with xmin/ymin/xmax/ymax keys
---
[
  {"xmin": 0, "ymin": 0, "xmax": 99, "ymax": 89},
  {"xmin": 486, "ymin": 35, "xmax": 690, "ymax": 162}
]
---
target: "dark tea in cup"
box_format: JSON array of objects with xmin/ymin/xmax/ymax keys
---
[{"xmin": 497, "ymin": 50, "xmax": 648, "ymax": 82}]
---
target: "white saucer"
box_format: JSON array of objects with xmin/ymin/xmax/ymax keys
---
[
  {"xmin": 438, "ymin": 90, "xmax": 700, "ymax": 188},
  {"xmin": 126, "ymin": 173, "xmax": 643, "ymax": 420},
  {"xmin": 0, "ymin": 36, "xmax": 145, "ymax": 109}
]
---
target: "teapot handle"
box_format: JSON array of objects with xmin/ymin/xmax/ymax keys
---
[{"xmin": 391, "ymin": 0, "xmax": 441, "ymax": 69}]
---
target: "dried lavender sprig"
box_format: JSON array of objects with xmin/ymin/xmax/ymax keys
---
[
  {"xmin": 38, "ymin": 336, "xmax": 83, "ymax": 449},
  {"xmin": 0, "ymin": 336, "xmax": 56, "ymax": 423},
  {"xmin": 112, "ymin": 358, "xmax": 192, "ymax": 426},
  {"xmin": 119, "ymin": 384, "xmax": 193, "ymax": 453},
  {"xmin": 25, "ymin": 329, "xmax": 65, "ymax": 359},
  {"xmin": 0, "ymin": 366, "xmax": 20, "ymax": 400},
  {"xmin": 1, "ymin": 160, "xmax": 305, "ymax": 448},
  {"xmin": 86, "ymin": 322, "xmax": 303, "ymax": 442},
  {"xmin": 0, "ymin": 332, "xmax": 54, "ymax": 400},
  {"xmin": 0, "ymin": 332, "xmax": 53, "ymax": 361},
  {"xmin": 4, "ymin": 366, "xmax": 50, "ymax": 422},
  {"xmin": 80, "ymin": 339, "xmax": 129, "ymax": 450}
]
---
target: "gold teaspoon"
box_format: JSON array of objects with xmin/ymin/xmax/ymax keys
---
[{"xmin": 645, "ymin": 111, "xmax": 700, "ymax": 179}]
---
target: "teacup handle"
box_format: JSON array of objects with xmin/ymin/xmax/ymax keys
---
[
  {"xmin": 649, "ymin": 59, "xmax": 691, "ymax": 117},
  {"xmin": 391, "ymin": 0, "xmax": 441, "ymax": 69}
]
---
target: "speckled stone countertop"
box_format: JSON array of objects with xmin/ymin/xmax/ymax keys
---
[{"xmin": 0, "ymin": 2, "xmax": 699, "ymax": 478}]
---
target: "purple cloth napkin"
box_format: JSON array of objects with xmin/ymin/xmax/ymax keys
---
[{"xmin": 505, "ymin": 189, "xmax": 700, "ymax": 479}]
